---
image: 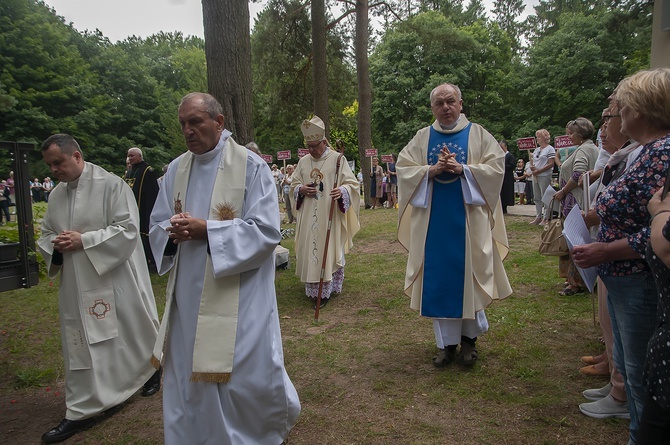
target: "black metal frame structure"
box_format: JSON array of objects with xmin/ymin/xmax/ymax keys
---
[{"xmin": 0, "ymin": 141, "xmax": 40, "ymax": 291}]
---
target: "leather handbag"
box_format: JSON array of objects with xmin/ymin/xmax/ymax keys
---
[{"xmin": 539, "ymin": 199, "xmax": 568, "ymax": 256}]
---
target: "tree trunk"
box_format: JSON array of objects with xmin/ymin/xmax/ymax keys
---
[
  {"xmin": 311, "ymin": 0, "xmax": 329, "ymax": 137},
  {"xmin": 202, "ymin": 0, "xmax": 254, "ymax": 144},
  {"xmin": 356, "ymin": 0, "xmax": 372, "ymax": 208}
]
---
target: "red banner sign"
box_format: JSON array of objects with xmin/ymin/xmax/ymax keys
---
[
  {"xmin": 381, "ymin": 154, "xmax": 394, "ymax": 163},
  {"xmin": 365, "ymin": 148, "xmax": 378, "ymax": 157},
  {"xmin": 517, "ymin": 137, "xmax": 537, "ymax": 150},
  {"xmin": 276, "ymin": 150, "xmax": 291, "ymax": 160},
  {"xmin": 298, "ymin": 149, "xmax": 310, "ymax": 158},
  {"xmin": 261, "ymin": 154, "xmax": 273, "ymax": 163},
  {"xmin": 554, "ymin": 135, "xmax": 573, "ymax": 149}
]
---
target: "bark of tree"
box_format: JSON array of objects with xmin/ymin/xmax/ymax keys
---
[
  {"xmin": 202, "ymin": 0, "xmax": 254, "ymax": 144},
  {"xmin": 356, "ymin": 0, "xmax": 372, "ymax": 207},
  {"xmin": 311, "ymin": 0, "xmax": 329, "ymax": 137}
]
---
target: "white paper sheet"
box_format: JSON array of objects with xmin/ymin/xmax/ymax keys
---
[
  {"xmin": 541, "ymin": 184, "xmax": 556, "ymax": 208},
  {"xmin": 562, "ymin": 204, "xmax": 598, "ymax": 293}
]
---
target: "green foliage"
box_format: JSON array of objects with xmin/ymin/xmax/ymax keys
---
[
  {"xmin": 517, "ymin": 8, "xmax": 651, "ymax": 140},
  {"xmin": 370, "ymin": 12, "xmax": 516, "ymax": 151},
  {"xmin": 0, "ymin": 0, "xmax": 207, "ymax": 179},
  {"xmin": 369, "ymin": 2, "xmax": 651, "ymax": 153},
  {"xmin": 250, "ymin": 0, "xmax": 357, "ymax": 156},
  {"xmin": 0, "ymin": 0, "xmax": 654, "ymax": 179}
]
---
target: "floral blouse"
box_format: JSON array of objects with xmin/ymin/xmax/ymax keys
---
[{"xmin": 595, "ymin": 134, "xmax": 670, "ymax": 277}]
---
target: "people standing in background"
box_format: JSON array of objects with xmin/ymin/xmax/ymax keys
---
[
  {"xmin": 30, "ymin": 177, "xmax": 43, "ymax": 203},
  {"xmin": 42, "ymin": 177, "xmax": 54, "ymax": 203},
  {"xmin": 577, "ymin": 96, "xmax": 638, "ymax": 422},
  {"xmin": 387, "ymin": 154, "xmax": 398, "ymax": 209},
  {"xmin": 572, "ymin": 67, "xmax": 670, "ymax": 444},
  {"xmin": 125, "ymin": 147, "xmax": 160, "ymax": 272},
  {"xmin": 282, "ymin": 164, "xmax": 295, "ymax": 224},
  {"xmin": 6, "ymin": 171, "xmax": 15, "ymax": 206},
  {"xmin": 370, "ymin": 157, "xmax": 383, "ymax": 209},
  {"xmin": 0, "ymin": 180, "xmax": 10, "ymax": 224},
  {"xmin": 278, "ymin": 167, "xmax": 285, "ymax": 203},
  {"xmin": 514, "ymin": 159, "xmax": 526, "ymax": 205},
  {"xmin": 499, "ymin": 140, "xmax": 515, "ymax": 214},
  {"xmin": 529, "ymin": 129, "xmax": 556, "ymax": 224},
  {"xmin": 553, "ymin": 117, "xmax": 599, "ymax": 296},
  {"xmin": 524, "ymin": 158, "xmax": 534, "ymax": 205},
  {"xmin": 271, "ymin": 164, "xmax": 282, "ymax": 202}
]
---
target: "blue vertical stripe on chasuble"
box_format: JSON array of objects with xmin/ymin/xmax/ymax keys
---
[{"xmin": 421, "ymin": 124, "xmax": 471, "ymax": 318}]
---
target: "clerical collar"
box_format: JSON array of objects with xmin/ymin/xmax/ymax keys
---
[
  {"xmin": 66, "ymin": 164, "xmax": 86, "ymax": 189},
  {"xmin": 193, "ymin": 130, "xmax": 232, "ymax": 163},
  {"xmin": 439, "ymin": 115, "xmax": 461, "ymax": 131}
]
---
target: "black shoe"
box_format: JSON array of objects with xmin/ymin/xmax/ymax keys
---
[
  {"xmin": 41, "ymin": 417, "xmax": 96, "ymax": 443},
  {"xmin": 313, "ymin": 298, "xmax": 329, "ymax": 310},
  {"xmin": 432, "ymin": 347, "xmax": 457, "ymax": 368},
  {"xmin": 459, "ymin": 337, "xmax": 478, "ymax": 366},
  {"xmin": 142, "ymin": 368, "xmax": 162, "ymax": 397}
]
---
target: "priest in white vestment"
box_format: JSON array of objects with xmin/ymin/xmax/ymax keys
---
[
  {"xmin": 149, "ymin": 92, "xmax": 300, "ymax": 445},
  {"xmin": 397, "ymin": 84, "xmax": 512, "ymax": 368},
  {"xmin": 291, "ymin": 116, "xmax": 360, "ymax": 309},
  {"xmin": 37, "ymin": 134, "xmax": 160, "ymax": 443}
]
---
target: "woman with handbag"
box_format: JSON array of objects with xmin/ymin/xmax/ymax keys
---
[{"xmin": 552, "ymin": 117, "xmax": 599, "ymax": 295}]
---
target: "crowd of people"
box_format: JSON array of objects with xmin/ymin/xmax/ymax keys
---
[
  {"xmin": 16, "ymin": 67, "xmax": 669, "ymax": 445},
  {"xmin": 513, "ymin": 68, "xmax": 670, "ymax": 445}
]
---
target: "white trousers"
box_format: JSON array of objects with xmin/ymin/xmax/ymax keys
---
[{"xmin": 433, "ymin": 310, "xmax": 489, "ymax": 348}]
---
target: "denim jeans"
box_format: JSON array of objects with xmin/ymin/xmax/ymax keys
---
[{"xmin": 602, "ymin": 273, "xmax": 658, "ymax": 444}]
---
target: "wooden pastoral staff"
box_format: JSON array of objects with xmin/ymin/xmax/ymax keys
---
[{"xmin": 314, "ymin": 139, "xmax": 345, "ymax": 320}]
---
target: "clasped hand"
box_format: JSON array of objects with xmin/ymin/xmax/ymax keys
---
[
  {"xmin": 52, "ymin": 230, "xmax": 83, "ymax": 252},
  {"xmin": 431, "ymin": 148, "xmax": 462, "ymax": 177},
  {"xmin": 167, "ymin": 212, "xmax": 207, "ymax": 243}
]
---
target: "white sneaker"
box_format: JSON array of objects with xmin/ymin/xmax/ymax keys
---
[
  {"xmin": 579, "ymin": 394, "xmax": 629, "ymax": 419},
  {"xmin": 582, "ymin": 383, "xmax": 612, "ymax": 401}
]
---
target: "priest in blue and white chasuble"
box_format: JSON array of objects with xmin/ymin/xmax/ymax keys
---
[{"xmin": 397, "ymin": 116, "xmax": 512, "ymax": 332}]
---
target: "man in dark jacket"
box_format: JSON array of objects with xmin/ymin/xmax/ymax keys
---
[{"xmin": 125, "ymin": 147, "xmax": 160, "ymax": 271}]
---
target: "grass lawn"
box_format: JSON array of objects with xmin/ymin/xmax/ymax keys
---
[{"xmin": 0, "ymin": 207, "xmax": 628, "ymax": 444}]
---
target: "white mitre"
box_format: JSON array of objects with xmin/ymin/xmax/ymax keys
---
[{"xmin": 301, "ymin": 116, "xmax": 325, "ymax": 142}]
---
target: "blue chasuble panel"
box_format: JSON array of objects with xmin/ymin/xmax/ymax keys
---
[{"xmin": 421, "ymin": 124, "xmax": 471, "ymax": 318}]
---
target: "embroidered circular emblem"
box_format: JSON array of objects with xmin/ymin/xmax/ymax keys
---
[
  {"xmin": 213, "ymin": 202, "xmax": 237, "ymax": 221},
  {"xmin": 89, "ymin": 299, "xmax": 111, "ymax": 319}
]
